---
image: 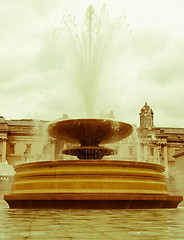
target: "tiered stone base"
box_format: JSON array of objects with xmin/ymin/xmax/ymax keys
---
[
  {"xmin": 5, "ymin": 193, "xmax": 183, "ymax": 209},
  {"xmin": 4, "ymin": 160, "xmax": 183, "ymax": 209}
]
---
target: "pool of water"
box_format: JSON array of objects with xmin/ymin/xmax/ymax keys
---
[{"xmin": 0, "ymin": 201, "xmax": 184, "ymax": 240}]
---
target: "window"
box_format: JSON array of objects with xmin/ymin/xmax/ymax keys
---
[
  {"xmin": 129, "ymin": 146, "xmax": 133, "ymax": 157},
  {"xmin": 8, "ymin": 143, "xmax": 15, "ymax": 154},
  {"xmin": 26, "ymin": 144, "xmax": 32, "ymax": 154},
  {"xmin": 150, "ymin": 147, "xmax": 154, "ymax": 157},
  {"xmin": 43, "ymin": 145, "xmax": 48, "ymax": 154}
]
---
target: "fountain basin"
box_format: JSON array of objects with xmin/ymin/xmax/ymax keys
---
[
  {"xmin": 48, "ymin": 119, "xmax": 133, "ymax": 145},
  {"xmin": 4, "ymin": 160, "xmax": 183, "ymax": 208},
  {"xmin": 48, "ymin": 118, "xmax": 133, "ymax": 159},
  {"xmin": 62, "ymin": 146, "xmax": 117, "ymax": 159}
]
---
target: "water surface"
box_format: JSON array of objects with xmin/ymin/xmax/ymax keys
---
[{"xmin": 0, "ymin": 202, "xmax": 184, "ymax": 239}]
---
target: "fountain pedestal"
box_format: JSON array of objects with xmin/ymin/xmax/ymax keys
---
[{"xmin": 4, "ymin": 119, "xmax": 183, "ymax": 208}]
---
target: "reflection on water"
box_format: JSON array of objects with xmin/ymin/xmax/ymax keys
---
[{"xmin": 0, "ymin": 203, "xmax": 184, "ymax": 239}]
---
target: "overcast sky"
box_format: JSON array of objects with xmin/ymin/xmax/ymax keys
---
[{"xmin": 1, "ymin": 0, "xmax": 184, "ymax": 127}]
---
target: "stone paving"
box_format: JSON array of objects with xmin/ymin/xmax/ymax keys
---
[{"xmin": 1, "ymin": 201, "xmax": 184, "ymax": 240}]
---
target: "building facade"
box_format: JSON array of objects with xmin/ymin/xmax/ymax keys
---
[
  {"xmin": 137, "ymin": 103, "xmax": 184, "ymax": 194},
  {"xmin": 0, "ymin": 116, "xmax": 55, "ymax": 166},
  {"xmin": 173, "ymin": 147, "xmax": 184, "ymax": 196}
]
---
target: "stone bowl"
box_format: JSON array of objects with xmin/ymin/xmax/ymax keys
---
[{"xmin": 48, "ymin": 119, "xmax": 133, "ymax": 146}]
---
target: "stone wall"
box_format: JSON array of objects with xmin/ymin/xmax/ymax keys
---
[{"xmin": 173, "ymin": 147, "xmax": 184, "ymax": 196}]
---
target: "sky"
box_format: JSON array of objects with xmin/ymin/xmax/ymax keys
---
[{"xmin": 1, "ymin": 0, "xmax": 184, "ymax": 127}]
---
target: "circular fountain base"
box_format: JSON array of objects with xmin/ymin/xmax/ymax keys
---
[
  {"xmin": 4, "ymin": 160, "xmax": 183, "ymax": 209},
  {"xmin": 5, "ymin": 193, "xmax": 182, "ymax": 209}
]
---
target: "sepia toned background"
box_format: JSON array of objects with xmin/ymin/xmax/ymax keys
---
[{"xmin": 0, "ymin": 0, "xmax": 184, "ymax": 127}]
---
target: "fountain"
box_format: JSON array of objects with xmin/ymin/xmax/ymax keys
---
[
  {"xmin": 3, "ymin": 5, "xmax": 183, "ymax": 208},
  {"xmin": 4, "ymin": 118, "xmax": 183, "ymax": 208},
  {"xmin": 48, "ymin": 119, "xmax": 132, "ymax": 159}
]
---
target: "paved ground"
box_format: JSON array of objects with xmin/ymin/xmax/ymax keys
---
[{"xmin": 1, "ymin": 201, "xmax": 184, "ymax": 240}]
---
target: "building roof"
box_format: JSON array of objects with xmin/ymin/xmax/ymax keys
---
[
  {"xmin": 159, "ymin": 128, "xmax": 184, "ymax": 134},
  {"xmin": 4, "ymin": 119, "xmax": 49, "ymax": 126}
]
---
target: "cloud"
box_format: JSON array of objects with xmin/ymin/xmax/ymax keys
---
[
  {"xmin": 143, "ymin": 38, "xmax": 184, "ymax": 85},
  {"xmin": 0, "ymin": 0, "xmax": 184, "ymax": 127},
  {"xmin": 26, "ymin": 0, "xmax": 60, "ymax": 16},
  {"xmin": 134, "ymin": 28, "xmax": 169, "ymax": 57}
]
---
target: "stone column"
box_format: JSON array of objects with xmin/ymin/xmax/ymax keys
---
[
  {"xmin": 144, "ymin": 143, "xmax": 148, "ymax": 162},
  {"xmin": 141, "ymin": 143, "xmax": 144, "ymax": 162},
  {"xmin": 136, "ymin": 143, "xmax": 142, "ymax": 162},
  {"xmin": 2, "ymin": 138, "xmax": 7, "ymax": 163},
  {"xmin": 0, "ymin": 139, "xmax": 2, "ymax": 163},
  {"xmin": 158, "ymin": 144, "xmax": 161, "ymax": 164},
  {"xmin": 51, "ymin": 141, "xmax": 55, "ymax": 160},
  {"xmin": 154, "ymin": 145, "xmax": 158, "ymax": 163},
  {"xmin": 164, "ymin": 145, "xmax": 168, "ymax": 177},
  {"xmin": 161, "ymin": 144, "xmax": 165, "ymax": 165}
]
